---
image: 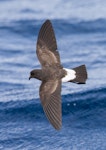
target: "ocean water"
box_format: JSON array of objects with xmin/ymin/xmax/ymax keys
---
[{"xmin": 0, "ymin": 0, "xmax": 106, "ymax": 149}]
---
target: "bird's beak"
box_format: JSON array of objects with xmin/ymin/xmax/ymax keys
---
[{"xmin": 29, "ymin": 76, "xmax": 31, "ymax": 80}]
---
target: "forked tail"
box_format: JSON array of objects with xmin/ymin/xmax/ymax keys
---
[{"xmin": 69, "ymin": 65, "xmax": 88, "ymax": 84}]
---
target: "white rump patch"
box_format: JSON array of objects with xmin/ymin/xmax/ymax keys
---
[{"xmin": 62, "ymin": 68, "xmax": 76, "ymax": 82}]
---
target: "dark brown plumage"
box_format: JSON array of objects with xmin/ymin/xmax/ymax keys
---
[
  {"xmin": 29, "ymin": 20, "xmax": 65, "ymax": 130},
  {"xmin": 29, "ymin": 20, "xmax": 88, "ymax": 130}
]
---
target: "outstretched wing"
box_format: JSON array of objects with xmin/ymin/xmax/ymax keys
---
[
  {"xmin": 36, "ymin": 20, "xmax": 61, "ymax": 68},
  {"xmin": 39, "ymin": 80, "xmax": 62, "ymax": 130}
]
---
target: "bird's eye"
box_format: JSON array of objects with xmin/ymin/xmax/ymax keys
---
[{"xmin": 31, "ymin": 72, "xmax": 34, "ymax": 76}]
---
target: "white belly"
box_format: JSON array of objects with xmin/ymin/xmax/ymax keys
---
[{"xmin": 62, "ymin": 68, "xmax": 76, "ymax": 82}]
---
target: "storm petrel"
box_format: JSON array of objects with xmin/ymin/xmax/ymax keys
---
[{"xmin": 29, "ymin": 20, "xmax": 88, "ymax": 130}]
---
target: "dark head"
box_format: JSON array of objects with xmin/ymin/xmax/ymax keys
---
[{"xmin": 29, "ymin": 69, "xmax": 42, "ymax": 80}]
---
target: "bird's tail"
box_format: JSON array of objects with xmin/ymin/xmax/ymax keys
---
[{"xmin": 69, "ymin": 65, "xmax": 88, "ymax": 84}]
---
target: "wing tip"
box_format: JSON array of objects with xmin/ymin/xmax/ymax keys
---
[
  {"xmin": 43, "ymin": 102, "xmax": 62, "ymax": 131},
  {"xmin": 44, "ymin": 19, "xmax": 51, "ymax": 24}
]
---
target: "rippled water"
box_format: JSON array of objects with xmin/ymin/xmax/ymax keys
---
[{"xmin": 0, "ymin": 0, "xmax": 106, "ymax": 149}]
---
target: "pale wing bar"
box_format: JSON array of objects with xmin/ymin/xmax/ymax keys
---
[
  {"xmin": 39, "ymin": 80, "xmax": 62, "ymax": 130},
  {"xmin": 36, "ymin": 20, "xmax": 61, "ymax": 67}
]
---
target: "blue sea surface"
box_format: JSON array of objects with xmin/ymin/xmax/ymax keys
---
[{"xmin": 0, "ymin": 0, "xmax": 106, "ymax": 149}]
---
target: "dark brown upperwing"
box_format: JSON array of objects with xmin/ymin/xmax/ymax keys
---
[
  {"xmin": 36, "ymin": 20, "xmax": 61, "ymax": 67},
  {"xmin": 39, "ymin": 80, "xmax": 62, "ymax": 130}
]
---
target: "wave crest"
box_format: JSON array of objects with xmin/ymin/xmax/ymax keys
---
[{"xmin": 0, "ymin": 87, "xmax": 105, "ymax": 128}]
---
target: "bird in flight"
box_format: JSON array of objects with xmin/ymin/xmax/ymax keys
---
[{"xmin": 29, "ymin": 20, "xmax": 88, "ymax": 130}]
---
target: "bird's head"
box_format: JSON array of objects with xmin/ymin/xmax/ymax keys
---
[
  {"xmin": 29, "ymin": 69, "xmax": 42, "ymax": 80},
  {"xmin": 29, "ymin": 70, "xmax": 35, "ymax": 80}
]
